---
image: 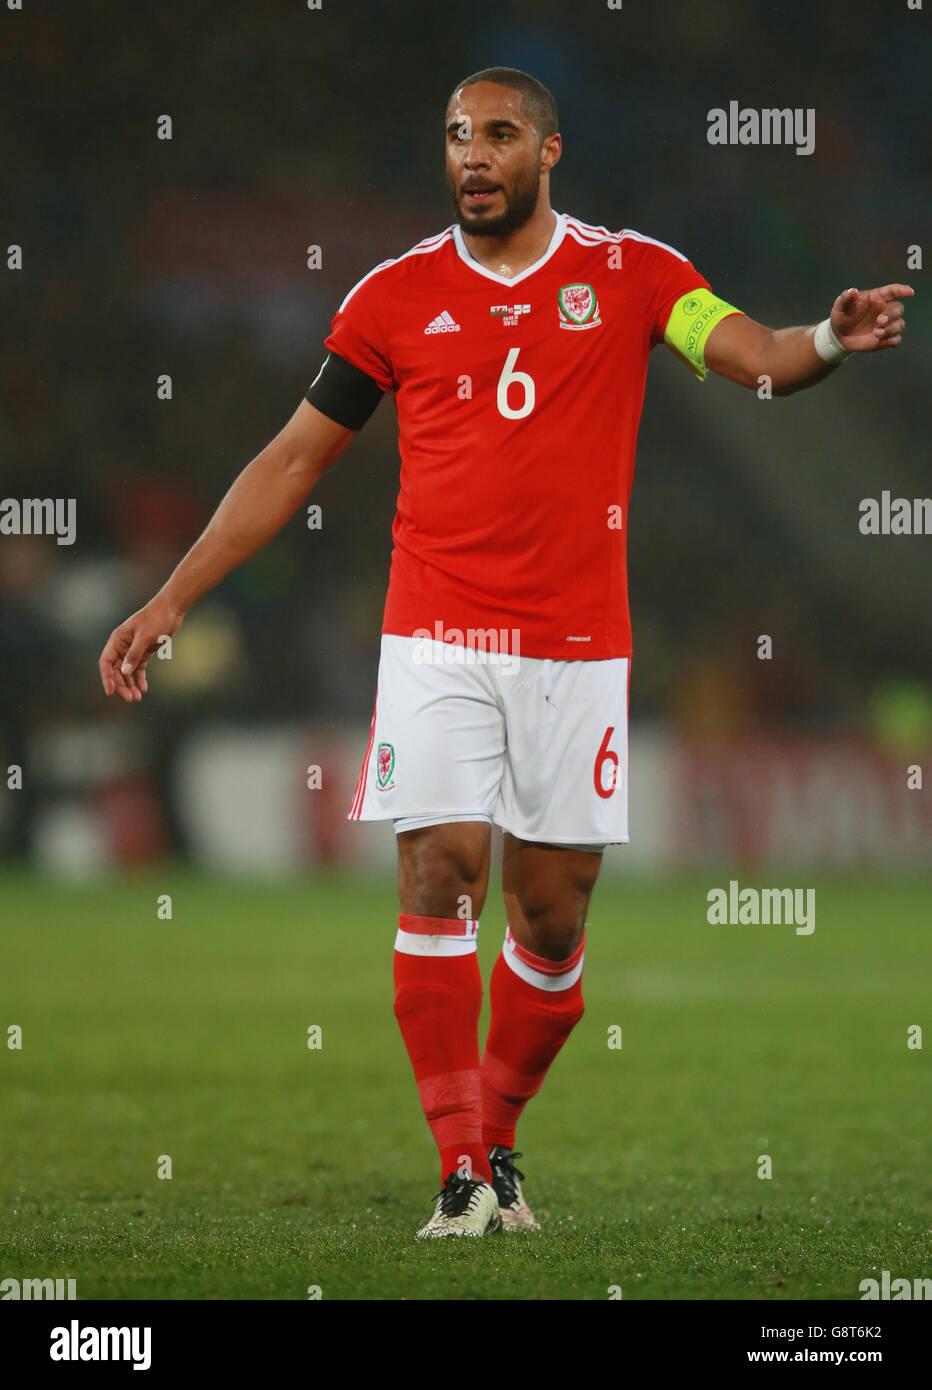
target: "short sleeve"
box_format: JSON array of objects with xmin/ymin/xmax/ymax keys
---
[
  {"xmin": 323, "ymin": 270, "xmax": 395, "ymax": 393},
  {"xmin": 641, "ymin": 240, "xmax": 713, "ymax": 347}
]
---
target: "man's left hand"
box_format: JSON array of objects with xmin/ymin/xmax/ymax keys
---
[{"xmin": 830, "ymin": 283, "xmax": 914, "ymax": 352}]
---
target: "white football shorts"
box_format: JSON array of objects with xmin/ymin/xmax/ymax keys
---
[{"xmin": 347, "ymin": 635, "xmax": 630, "ymax": 847}]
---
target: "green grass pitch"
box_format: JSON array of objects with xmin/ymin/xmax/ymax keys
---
[{"xmin": 0, "ymin": 867, "xmax": 928, "ymax": 1300}]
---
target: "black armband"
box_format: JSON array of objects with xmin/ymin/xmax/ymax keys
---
[{"xmin": 305, "ymin": 352, "xmax": 386, "ymax": 430}]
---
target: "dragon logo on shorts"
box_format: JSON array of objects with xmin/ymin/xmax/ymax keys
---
[
  {"xmin": 558, "ymin": 282, "xmax": 601, "ymax": 330},
  {"xmin": 376, "ymin": 742, "xmax": 395, "ymax": 790}
]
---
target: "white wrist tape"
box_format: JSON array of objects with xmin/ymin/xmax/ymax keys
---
[{"xmin": 813, "ymin": 318, "xmax": 851, "ymax": 364}]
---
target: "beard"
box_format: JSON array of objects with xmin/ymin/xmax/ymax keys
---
[{"xmin": 447, "ymin": 160, "xmax": 542, "ymax": 238}]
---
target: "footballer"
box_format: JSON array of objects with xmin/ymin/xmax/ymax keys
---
[{"xmin": 99, "ymin": 68, "xmax": 912, "ymax": 1238}]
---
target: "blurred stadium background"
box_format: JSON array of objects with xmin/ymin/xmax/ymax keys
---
[
  {"xmin": 2, "ymin": 0, "xmax": 929, "ymax": 877},
  {"xmin": 1, "ymin": 0, "xmax": 929, "ymax": 1305}
]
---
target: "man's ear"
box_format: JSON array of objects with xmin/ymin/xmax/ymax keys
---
[{"xmin": 542, "ymin": 133, "xmax": 562, "ymax": 173}]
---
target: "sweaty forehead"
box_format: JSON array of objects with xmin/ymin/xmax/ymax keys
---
[{"xmin": 446, "ymin": 82, "xmax": 529, "ymax": 127}]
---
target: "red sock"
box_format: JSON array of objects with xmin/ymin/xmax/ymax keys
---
[
  {"xmin": 393, "ymin": 913, "xmax": 493, "ymax": 1186},
  {"xmin": 480, "ymin": 927, "xmax": 585, "ymax": 1150}
]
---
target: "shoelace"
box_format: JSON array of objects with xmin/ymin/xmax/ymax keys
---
[
  {"xmin": 432, "ymin": 1174, "xmax": 486, "ymax": 1219},
  {"xmin": 490, "ymin": 1150, "xmax": 526, "ymax": 1206}
]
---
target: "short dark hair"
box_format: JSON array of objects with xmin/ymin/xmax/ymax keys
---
[{"xmin": 447, "ymin": 67, "xmax": 558, "ymax": 144}]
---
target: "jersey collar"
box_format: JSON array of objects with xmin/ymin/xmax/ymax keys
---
[{"xmin": 452, "ymin": 211, "xmax": 566, "ymax": 287}]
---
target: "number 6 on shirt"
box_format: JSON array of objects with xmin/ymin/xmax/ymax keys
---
[{"xmin": 496, "ymin": 348, "xmax": 536, "ymax": 419}]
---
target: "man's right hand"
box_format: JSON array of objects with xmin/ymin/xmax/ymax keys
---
[
  {"xmin": 96, "ymin": 401, "xmax": 358, "ymax": 705},
  {"xmin": 99, "ymin": 598, "xmax": 186, "ymax": 703}
]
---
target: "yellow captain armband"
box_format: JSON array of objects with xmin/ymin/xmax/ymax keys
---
[{"xmin": 663, "ymin": 289, "xmax": 744, "ymax": 381}]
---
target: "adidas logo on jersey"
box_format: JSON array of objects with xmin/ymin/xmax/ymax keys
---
[{"xmin": 425, "ymin": 311, "xmax": 461, "ymax": 334}]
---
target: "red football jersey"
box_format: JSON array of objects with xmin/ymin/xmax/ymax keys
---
[{"xmin": 324, "ymin": 212, "xmax": 710, "ymax": 660}]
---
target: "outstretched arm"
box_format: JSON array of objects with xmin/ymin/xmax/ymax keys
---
[
  {"xmin": 98, "ymin": 401, "xmax": 356, "ymax": 703},
  {"xmin": 701, "ymin": 283, "xmax": 914, "ymax": 395}
]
